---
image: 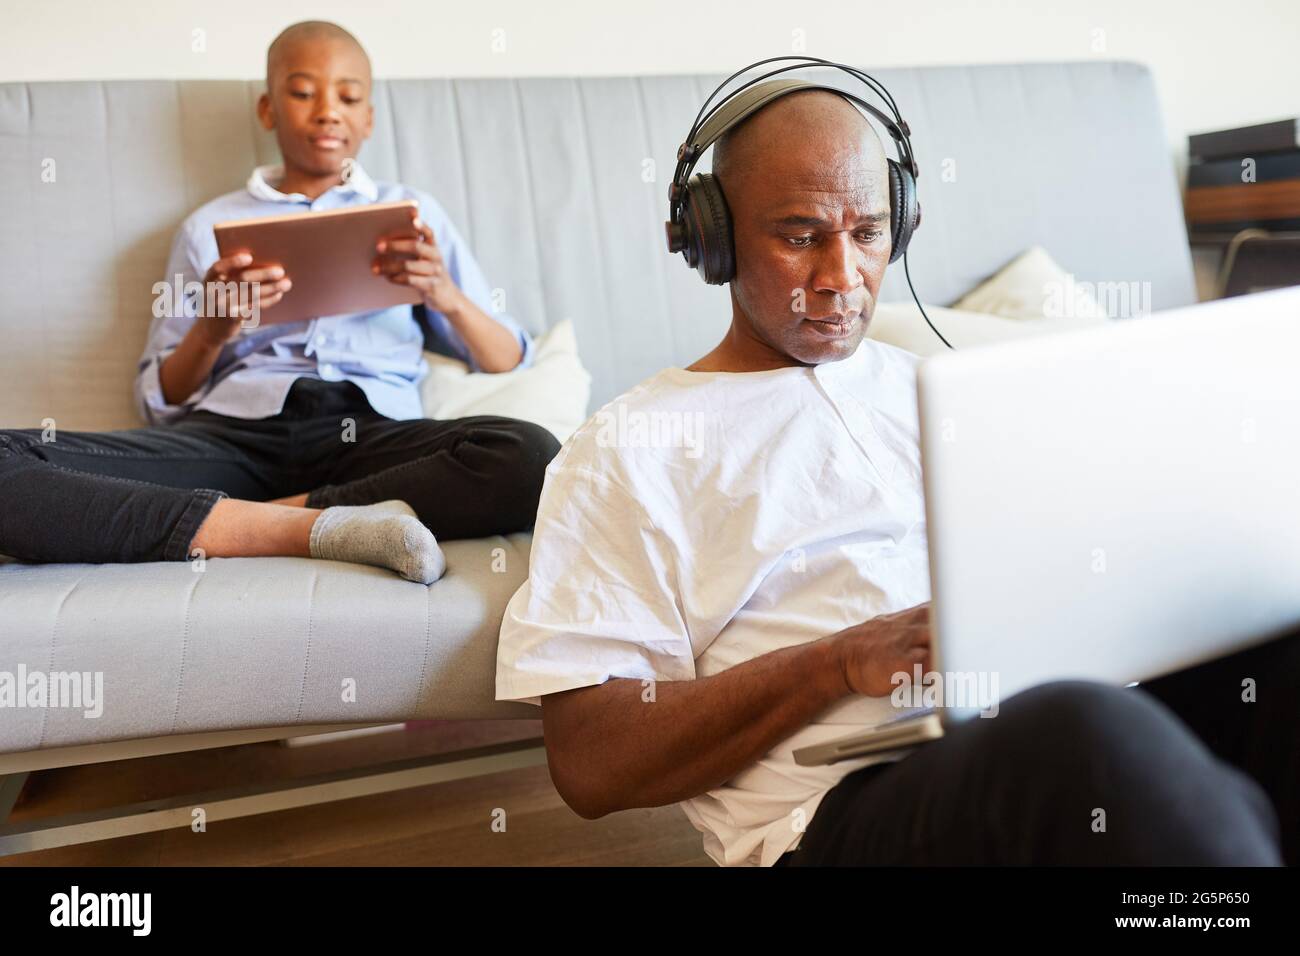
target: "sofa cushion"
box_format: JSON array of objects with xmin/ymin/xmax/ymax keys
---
[
  {"xmin": 421, "ymin": 320, "xmax": 592, "ymax": 443},
  {"xmin": 0, "ymin": 535, "xmax": 537, "ymax": 754},
  {"xmin": 953, "ymin": 246, "xmax": 1105, "ymax": 320}
]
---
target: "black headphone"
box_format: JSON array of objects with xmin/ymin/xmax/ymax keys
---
[{"xmin": 665, "ymin": 56, "xmax": 952, "ymax": 348}]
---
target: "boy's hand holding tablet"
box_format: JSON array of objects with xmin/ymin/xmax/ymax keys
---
[
  {"xmin": 372, "ymin": 210, "xmax": 462, "ymax": 317},
  {"xmin": 198, "ymin": 253, "xmax": 293, "ymax": 344}
]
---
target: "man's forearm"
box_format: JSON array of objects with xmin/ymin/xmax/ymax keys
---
[
  {"xmin": 542, "ymin": 635, "xmax": 849, "ymax": 818},
  {"xmin": 440, "ymin": 292, "xmax": 523, "ymax": 372},
  {"xmin": 159, "ymin": 323, "xmax": 225, "ymax": 406}
]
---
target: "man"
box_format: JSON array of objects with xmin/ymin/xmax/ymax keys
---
[
  {"xmin": 496, "ymin": 87, "xmax": 1299, "ymax": 865},
  {"xmin": 0, "ymin": 21, "xmax": 559, "ymax": 583}
]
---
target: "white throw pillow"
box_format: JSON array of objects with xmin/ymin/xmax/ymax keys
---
[
  {"xmin": 867, "ymin": 301, "xmax": 1108, "ymax": 357},
  {"xmin": 419, "ymin": 320, "xmax": 592, "ymax": 443},
  {"xmin": 953, "ymin": 246, "xmax": 1104, "ymax": 320},
  {"xmin": 868, "ymin": 245, "xmax": 1114, "ymax": 357}
]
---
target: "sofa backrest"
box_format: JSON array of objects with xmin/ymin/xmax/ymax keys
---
[{"xmin": 0, "ymin": 61, "xmax": 1195, "ymax": 430}]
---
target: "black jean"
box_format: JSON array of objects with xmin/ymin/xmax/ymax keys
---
[
  {"xmin": 777, "ymin": 623, "xmax": 1300, "ymax": 866},
  {"xmin": 0, "ymin": 378, "xmax": 561, "ymax": 564}
]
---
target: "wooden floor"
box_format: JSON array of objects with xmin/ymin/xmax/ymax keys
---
[{"xmin": 1, "ymin": 721, "xmax": 713, "ymax": 867}]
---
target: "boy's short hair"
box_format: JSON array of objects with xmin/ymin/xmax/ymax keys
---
[{"xmin": 265, "ymin": 20, "xmax": 371, "ymax": 89}]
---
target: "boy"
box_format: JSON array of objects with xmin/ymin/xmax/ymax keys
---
[{"xmin": 0, "ymin": 21, "xmax": 559, "ymax": 583}]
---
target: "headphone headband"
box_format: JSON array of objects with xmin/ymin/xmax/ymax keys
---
[
  {"xmin": 685, "ymin": 78, "xmax": 912, "ymax": 173},
  {"xmin": 667, "ymin": 57, "xmax": 920, "ymax": 247},
  {"xmin": 687, "ymin": 56, "xmax": 904, "ymax": 139}
]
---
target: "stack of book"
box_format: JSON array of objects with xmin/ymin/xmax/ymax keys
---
[{"xmin": 1185, "ymin": 119, "xmax": 1300, "ymax": 237}]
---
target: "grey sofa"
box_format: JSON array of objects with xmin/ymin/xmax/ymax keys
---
[{"xmin": 0, "ymin": 61, "xmax": 1195, "ymax": 844}]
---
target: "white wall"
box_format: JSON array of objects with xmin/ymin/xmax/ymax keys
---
[{"xmin": 2, "ymin": 0, "xmax": 1296, "ymax": 175}]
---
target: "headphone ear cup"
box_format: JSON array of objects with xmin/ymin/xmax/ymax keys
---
[
  {"xmin": 684, "ymin": 172, "xmax": 735, "ymax": 285},
  {"xmin": 887, "ymin": 158, "xmax": 920, "ymax": 264}
]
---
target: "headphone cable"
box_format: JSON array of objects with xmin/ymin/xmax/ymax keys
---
[{"xmin": 902, "ymin": 250, "xmax": 953, "ymax": 349}]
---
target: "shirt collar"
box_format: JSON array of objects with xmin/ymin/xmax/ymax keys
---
[{"xmin": 246, "ymin": 158, "xmax": 379, "ymax": 203}]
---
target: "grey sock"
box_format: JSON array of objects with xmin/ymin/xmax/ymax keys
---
[{"xmin": 308, "ymin": 500, "xmax": 447, "ymax": 585}]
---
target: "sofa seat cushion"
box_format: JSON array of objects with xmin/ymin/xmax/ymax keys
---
[{"xmin": 0, "ymin": 535, "xmax": 537, "ymax": 754}]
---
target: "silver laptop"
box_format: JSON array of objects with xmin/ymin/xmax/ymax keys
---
[{"xmin": 795, "ymin": 286, "xmax": 1300, "ymax": 766}]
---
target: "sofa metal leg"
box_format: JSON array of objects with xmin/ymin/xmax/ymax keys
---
[
  {"xmin": 0, "ymin": 738, "xmax": 546, "ymax": 857},
  {"xmin": 0, "ymin": 772, "xmax": 30, "ymax": 823}
]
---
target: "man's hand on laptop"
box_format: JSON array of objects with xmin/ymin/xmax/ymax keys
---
[
  {"xmin": 540, "ymin": 603, "xmax": 934, "ymax": 819},
  {"xmin": 829, "ymin": 604, "xmax": 932, "ymax": 698},
  {"xmin": 199, "ymin": 252, "xmax": 293, "ymax": 344}
]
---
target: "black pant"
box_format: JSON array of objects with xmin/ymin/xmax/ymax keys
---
[
  {"xmin": 777, "ymin": 623, "xmax": 1300, "ymax": 866},
  {"xmin": 0, "ymin": 378, "xmax": 561, "ymax": 564}
]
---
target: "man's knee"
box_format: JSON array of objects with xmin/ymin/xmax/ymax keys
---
[
  {"xmin": 990, "ymin": 680, "xmax": 1280, "ymax": 863},
  {"xmin": 1002, "ymin": 680, "xmax": 1149, "ymax": 744},
  {"xmin": 996, "ymin": 679, "xmax": 1205, "ymax": 780}
]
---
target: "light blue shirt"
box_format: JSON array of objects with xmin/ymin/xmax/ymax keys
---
[{"xmin": 136, "ymin": 161, "xmax": 532, "ymax": 424}]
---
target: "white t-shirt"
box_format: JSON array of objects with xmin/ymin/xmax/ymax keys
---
[{"xmin": 495, "ymin": 339, "xmax": 933, "ymax": 866}]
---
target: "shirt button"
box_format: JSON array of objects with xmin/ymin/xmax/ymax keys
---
[
  {"xmin": 314, "ymin": 334, "xmax": 326, "ymax": 348},
  {"xmin": 321, "ymin": 364, "xmax": 336, "ymax": 377}
]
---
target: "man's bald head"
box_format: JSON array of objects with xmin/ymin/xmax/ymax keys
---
[
  {"xmin": 712, "ymin": 89, "xmax": 886, "ymax": 199},
  {"xmin": 266, "ymin": 21, "xmax": 371, "ymax": 90},
  {"xmin": 699, "ymin": 87, "xmax": 895, "ymax": 369}
]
